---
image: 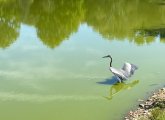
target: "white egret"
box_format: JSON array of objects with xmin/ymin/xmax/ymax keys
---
[{"xmin": 103, "ymin": 55, "xmax": 138, "ymax": 82}]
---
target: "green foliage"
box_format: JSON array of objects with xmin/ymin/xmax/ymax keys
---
[
  {"xmin": 27, "ymin": 0, "xmax": 84, "ymax": 48},
  {"xmin": 1, "ymin": 0, "xmax": 165, "ymax": 48},
  {"xmin": 0, "ymin": 0, "xmax": 21, "ymax": 48},
  {"xmin": 85, "ymin": 0, "xmax": 165, "ymax": 45},
  {"xmin": 150, "ymin": 108, "xmax": 165, "ymax": 120}
]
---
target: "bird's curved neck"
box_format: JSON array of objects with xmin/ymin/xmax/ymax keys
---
[{"xmin": 109, "ymin": 56, "xmax": 112, "ymax": 67}]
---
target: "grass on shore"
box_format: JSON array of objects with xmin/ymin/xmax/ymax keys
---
[
  {"xmin": 139, "ymin": 108, "xmax": 165, "ymax": 120},
  {"xmin": 150, "ymin": 108, "xmax": 165, "ymax": 120}
]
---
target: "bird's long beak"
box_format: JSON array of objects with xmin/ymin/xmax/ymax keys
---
[{"xmin": 102, "ymin": 55, "xmax": 109, "ymax": 58}]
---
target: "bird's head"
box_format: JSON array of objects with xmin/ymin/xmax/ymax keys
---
[{"xmin": 102, "ymin": 55, "xmax": 111, "ymax": 58}]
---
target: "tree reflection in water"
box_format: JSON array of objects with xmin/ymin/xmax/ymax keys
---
[{"xmin": 1, "ymin": 0, "xmax": 165, "ymax": 48}]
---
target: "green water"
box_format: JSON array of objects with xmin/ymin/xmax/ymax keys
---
[{"xmin": 0, "ymin": 0, "xmax": 165, "ymax": 120}]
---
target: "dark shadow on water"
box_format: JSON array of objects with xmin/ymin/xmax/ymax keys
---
[
  {"xmin": 149, "ymin": 83, "xmax": 159, "ymax": 86},
  {"xmin": 97, "ymin": 76, "xmax": 119, "ymax": 85}
]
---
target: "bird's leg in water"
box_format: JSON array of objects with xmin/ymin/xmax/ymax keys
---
[
  {"xmin": 118, "ymin": 79, "xmax": 122, "ymax": 83},
  {"xmin": 115, "ymin": 76, "xmax": 122, "ymax": 83}
]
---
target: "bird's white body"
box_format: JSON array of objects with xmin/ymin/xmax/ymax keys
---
[
  {"xmin": 109, "ymin": 62, "xmax": 138, "ymax": 82},
  {"xmin": 103, "ymin": 55, "xmax": 138, "ymax": 83}
]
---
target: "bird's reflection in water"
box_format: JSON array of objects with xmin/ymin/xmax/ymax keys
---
[{"xmin": 104, "ymin": 80, "xmax": 139, "ymax": 100}]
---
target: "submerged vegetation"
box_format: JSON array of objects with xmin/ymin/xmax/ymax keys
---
[{"xmin": 1, "ymin": 0, "xmax": 165, "ymax": 48}]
